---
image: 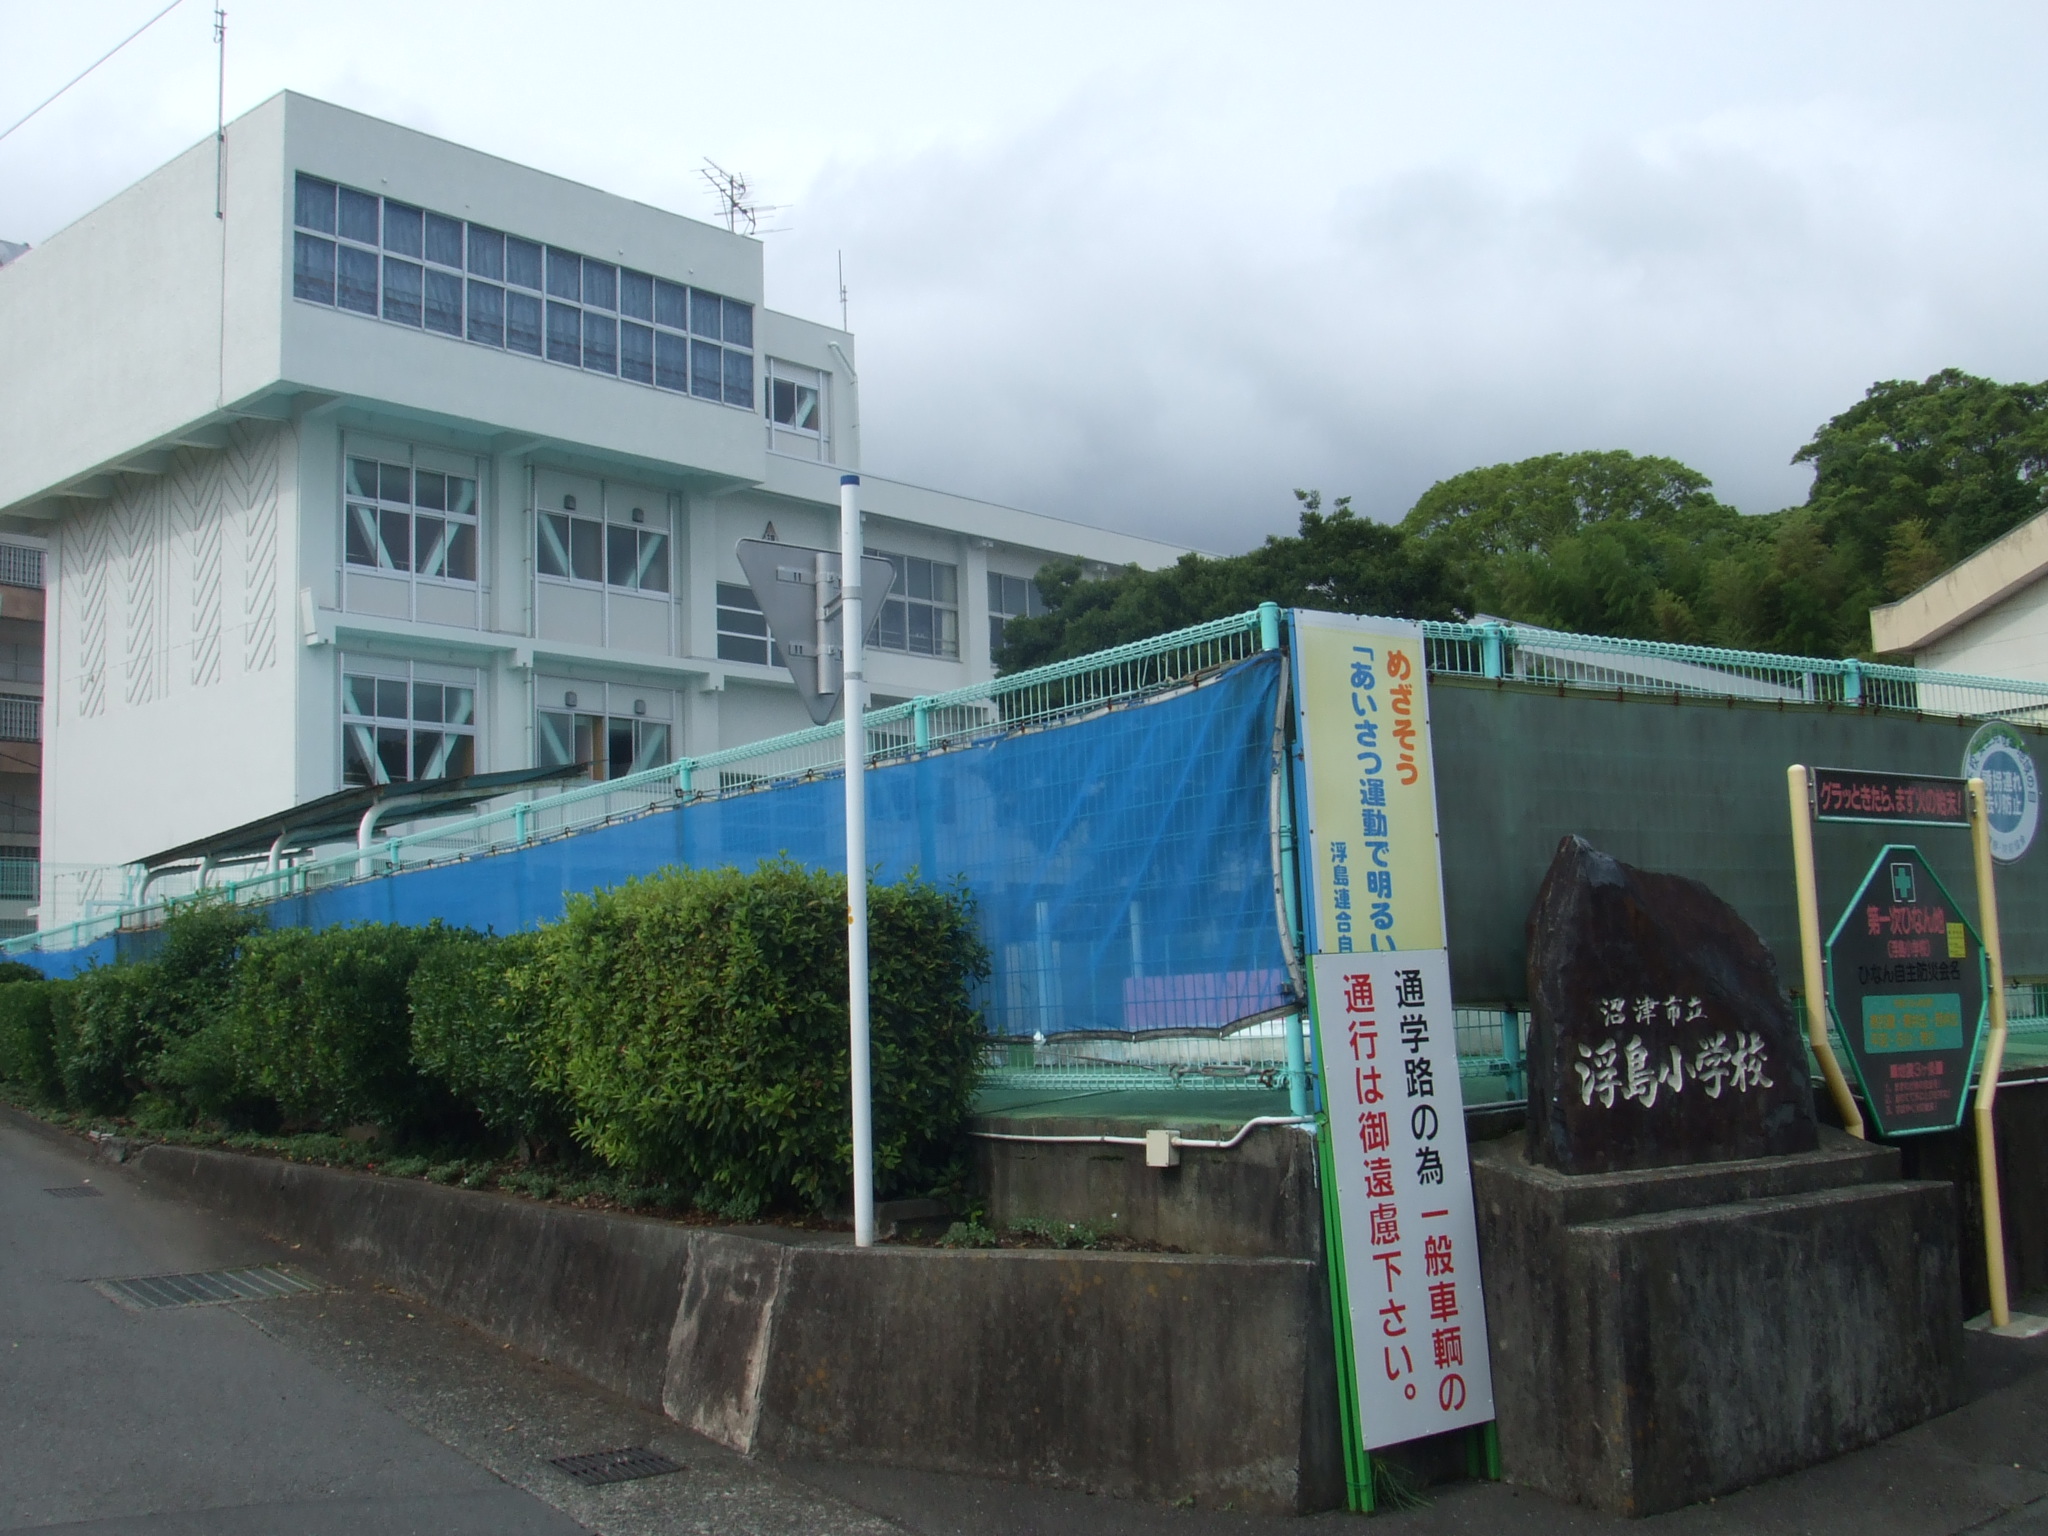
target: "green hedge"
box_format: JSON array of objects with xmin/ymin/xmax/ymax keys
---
[
  {"xmin": 545, "ymin": 860, "xmax": 989, "ymax": 1216},
  {"xmin": 0, "ymin": 864, "xmax": 989, "ymax": 1217}
]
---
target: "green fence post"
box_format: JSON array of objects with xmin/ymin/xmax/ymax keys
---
[
  {"xmin": 677, "ymin": 758, "xmax": 694, "ymax": 796},
  {"xmin": 914, "ymin": 698, "xmax": 931, "ymax": 751},
  {"xmin": 1842, "ymin": 659, "xmax": 1864, "ymax": 705},
  {"xmin": 1481, "ymin": 621, "xmax": 1504, "ymax": 680},
  {"xmin": 1501, "ymin": 1007, "xmax": 1524, "ymax": 1100}
]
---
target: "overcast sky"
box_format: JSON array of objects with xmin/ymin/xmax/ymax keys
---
[{"xmin": 5, "ymin": 2, "xmax": 2045, "ymax": 553}]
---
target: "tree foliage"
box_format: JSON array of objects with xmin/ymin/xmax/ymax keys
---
[{"xmin": 993, "ymin": 369, "xmax": 2048, "ymax": 669}]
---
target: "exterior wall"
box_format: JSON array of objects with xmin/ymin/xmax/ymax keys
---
[
  {"xmin": 42, "ymin": 422, "xmax": 298, "ymax": 883},
  {"xmin": 1916, "ymin": 578, "xmax": 2048, "ymax": 682}
]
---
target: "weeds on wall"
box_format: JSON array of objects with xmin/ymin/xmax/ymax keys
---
[{"xmin": 0, "ymin": 864, "xmax": 990, "ymax": 1218}]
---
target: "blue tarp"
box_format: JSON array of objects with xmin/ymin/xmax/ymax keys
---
[{"xmin": 27, "ymin": 654, "xmax": 1294, "ymax": 1036}]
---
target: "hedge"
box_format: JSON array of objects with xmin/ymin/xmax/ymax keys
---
[{"xmin": 0, "ymin": 865, "xmax": 990, "ymax": 1217}]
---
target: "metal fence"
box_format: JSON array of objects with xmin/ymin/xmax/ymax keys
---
[
  {"xmin": 0, "ymin": 694, "xmax": 40, "ymax": 744},
  {"xmin": 0, "ymin": 543, "xmax": 44, "ymax": 591}
]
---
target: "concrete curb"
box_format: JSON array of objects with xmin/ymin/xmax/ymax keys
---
[{"xmin": 118, "ymin": 1139, "xmax": 1345, "ymax": 1513}]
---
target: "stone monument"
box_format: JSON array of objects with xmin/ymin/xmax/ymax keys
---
[{"xmin": 1524, "ymin": 834, "xmax": 1818, "ymax": 1173}]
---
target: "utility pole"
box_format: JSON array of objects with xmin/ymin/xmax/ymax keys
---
[{"xmin": 840, "ymin": 473, "xmax": 875, "ymax": 1247}]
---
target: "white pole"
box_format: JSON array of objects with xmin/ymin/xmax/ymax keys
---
[{"xmin": 841, "ymin": 474, "xmax": 875, "ymax": 1248}]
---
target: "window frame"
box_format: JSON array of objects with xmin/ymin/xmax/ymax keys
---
[
  {"xmin": 340, "ymin": 659, "xmax": 480, "ymax": 788},
  {"xmin": 867, "ymin": 549, "xmax": 961, "ymax": 660},
  {"xmin": 342, "ymin": 452, "xmax": 481, "ymax": 590}
]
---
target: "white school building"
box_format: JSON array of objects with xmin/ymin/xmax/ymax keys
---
[{"xmin": 0, "ymin": 93, "xmax": 1184, "ymax": 923}]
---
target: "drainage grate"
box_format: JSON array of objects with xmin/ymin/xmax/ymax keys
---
[
  {"xmin": 548, "ymin": 1447, "xmax": 685, "ymax": 1486},
  {"xmin": 44, "ymin": 1185, "xmax": 103, "ymax": 1198},
  {"xmin": 91, "ymin": 1265, "xmax": 323, "ymax": 1311}
]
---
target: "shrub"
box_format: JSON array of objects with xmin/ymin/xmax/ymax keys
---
[
  {"xmin": 409, "ymin": 929, "xmax": 570, "ymax": 1150},
  {"xmin": 544, "ymin": 859, "xmax": 990, "ymax": 1216},
  {"xmin": 229, "ymin": 922, "xmax": 456, "ymax": 1135},
  {"xmin": 0, "ymin": 978, "xmax": 69, "ymax": 1106}
]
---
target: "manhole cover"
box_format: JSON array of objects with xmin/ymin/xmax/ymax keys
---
[
  {"xmin": 548, "ymin": 1447, "xmax": 684, "ymax": 1486},
  {"xmin": 44, "ymin": 1185, "xmax": 103, "ymax": 1198},
  {"xmin": 91, "ymin": 1265, "xmax": 323, "ymax": 1310}
]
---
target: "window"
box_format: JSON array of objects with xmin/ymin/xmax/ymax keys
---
[
  {"xmin": 344, "ymin": 456, "xmax": 478, "ymax": 583},
  {"xmin": 868, "ymin": 551, "xmax": 960, "ymax": 659},
  {"xmin": 716, "ymin": 582, "xmax": 770, "ymax": 664},
  {"xmin": 535, "ymin": 708, "xmax": 671, "ymax": 781},
  {"xmin": 606, "ymin": 521, "xmax": 670, "ymax": 593},
  {"xmin": 342, "ymin": 664, "xmax": 477, "ymax": 785},
  {"xmin": 537, "ymin": 510, "xmax": 603, "ymax": 583},
  {"xmin": 292, "ymin": 172, "xmax": 755, "ymax": 408},
  {"xmin": 988, "ymin": 572, "xmax": 1047, "ymax": 656},
  {"xmin": 768, "ymin": 361, "xmax": 823, "ymax": 434}
]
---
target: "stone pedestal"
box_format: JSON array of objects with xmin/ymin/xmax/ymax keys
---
[{"xmin": 1471, "ymin": 1129, "xmax": 1963, "ymax": 1516}]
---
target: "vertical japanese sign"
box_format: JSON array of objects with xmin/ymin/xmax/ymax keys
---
[{"xmin": 1291, "ymin": 611, "xmax": 1494, "ymax": 1453}]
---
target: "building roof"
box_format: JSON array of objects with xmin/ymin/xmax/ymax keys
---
[
  {"xmin": 136, "ymin": 764, "xmax": 588, "ymax": 871},
  {"xmin": 1869, "ymin": 507, "xmax": 2048, "ymax": 654}
]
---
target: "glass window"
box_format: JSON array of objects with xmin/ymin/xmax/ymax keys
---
[
  {"xmin": 466, "ymin": 225, "xmax": 504, "ymax": 280},
  {"xmin": 294, "ymin": 173, "xmax": 336, "ymax": 235},
  {"xmin": 424, "ymin": 268, "xmax": 462, "ymax": 336},
  {"xmin": 988, "ymin": 572, "xmax": 1044, "ymax": 655},
  {"xmin": 425, "ymin": 212, "xmax": 463, "ymax": 268},
  {"xmin": 723, "ymin": 348, "xmax": 753, "ymax": 408},
  {"xmin": 583, "ymin": 312, "xmax": 617, "ymax": 374},
  {"xmin": 293, "ymin": 232, "xmax": 336, "ymax": 304},
  {"xmin": 868, "ymin": 549, "xmax": 960, "ymax": 659},
  {"xmin": 346, "ymin": 458, "xmax": 379, "ymax": 499},
  {"xmin": 691, "ymin": 340, "xmax": 721, "ymax": 399},
  {"xmin": 337, "ymin": 245, "xmax": 379, "ymax": 314},
  {"xmin": 716, "ymin": 582, "xmax": 770, "ymax": 665},
  {"xmin": 619, "ymin": 269, "xmax": 654, "ymax": 321},
  {"xmin": 690, "ymin": 287, "xmax": 722, "ymax": 339},
  {"xmin": 582, "ymin": 261, "xmax": 616, "ymax": 311},
  {"xmin": 338, "ymin": 186, "xmax": 379, "ymax": 245},
  {"xmin": 655, "ymin": 329, "xmax": 690, "ymax": 392},
  {"xmin": 467, "ymin": 280, "xmax": 504, "ymax": 346},
  {"xmin": 546, "ymin": 301, "xmax": 580, "ymax": 365},
  {"xmin": 379, "ymin": 463, "xmax": 411, "ymax": 503},
  {"xmin": 506, "ymin": 290, "xmax": 543, "ymax": 356},
  {"xmin": 538, "ymin": 511, "xmax": 606, "ymax": 584},
  {"xmin": 655, "ymin": 279, "xmax": 689, "ymax": 330},
  {"xmin": 382, "ymin": 257, "xmax": 423, "ymax": 326},
  {"xmin": 606, "ymin": 525, "xmax": 669, "ymax": 592},
  {"xmin": 771, "ymin": 376, "xmax": 821, "ymax": 431},
  {"xmin": 621, "ymin": 321, "xmax": 654, "ymax": 385},
  {"xmin": 722, "ymin": 298, "xmax": 753, "ymax": 349},
  {"xmin": 343, "ymin": 663, "xmax": 479, "ymax": 785},
  {"xmin": 537, "ymin": 513, "xmax": 571, "ymax": 579},
  {"xmin": 546, "ymin": 247, "xmax": 581, "ymax": 301},
  {"xmin": 506, "ymin": 236, "xmax": 544, "ymax": 290},
  {"xmin": 343, "ymin": 459, "xmax": 478, "ymax": 585},
  {"xmin": 382, "ymin": 201, "xmax": 423, "ymax": 257}
]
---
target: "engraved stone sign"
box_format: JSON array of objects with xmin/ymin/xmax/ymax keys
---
[{"xmin": 1525, "ymin": 835, "xmax": 1819, "ymax": 1174}]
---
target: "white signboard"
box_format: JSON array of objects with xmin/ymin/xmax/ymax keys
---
[{"xmin": 1311, "ymin": 948, "xmax": 1494, "ymax": 1447}]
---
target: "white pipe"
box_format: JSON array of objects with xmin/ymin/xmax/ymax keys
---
[
  {"xmin": 968, "ymin": 1114, "xmax": 1315, "ymax": 1152},
  {"xmin": 842, "ymin": 473, "xmax": 875, "ymax": 1248}
]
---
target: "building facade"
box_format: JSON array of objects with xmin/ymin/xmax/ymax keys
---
[
  {"xmin": 1870, "ymin": 508, "xmax": 2048, "ymax": 678},
  {"xmin": 0, "ymin": 94, "xmax": 1184, "ymax": 916}
]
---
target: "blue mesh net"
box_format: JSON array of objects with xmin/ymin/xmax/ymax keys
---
[{"xmin": 27, "ymin": 655, "xmax": 1297, "ymax": 1036}]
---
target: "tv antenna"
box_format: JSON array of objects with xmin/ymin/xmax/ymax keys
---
[
  {"xmin": 837, "ymin": 250, "xmax": 848, "ymax": 331},
  {"xmin": 700, "ymin": 159, "xmax": 787, "ymax": 236},
  {"xmin": 213, "ymin": 6, "xmax": 226, "ymax": 218}
]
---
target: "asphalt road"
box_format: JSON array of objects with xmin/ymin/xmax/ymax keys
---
[{"xmin": 7, "ymin": 1108, "xmax": 2048, "ymax": 1536}]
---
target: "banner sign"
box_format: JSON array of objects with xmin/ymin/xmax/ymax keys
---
[
  {"xmin": 1810, "ymin": 767, "xmax": 1970, "ymax": 827},
  {"xmin": 1290, "ymin": 611, "xmax": 1444, "ymax": 954},
  {"xmin": 1311, "ymin": 949, "xmax": 1494, "ymax": 1445},
  {"xmin": 1291, "ymin": 611, "xmax": 1493, "ymax": 1454},
  {"xmin": 1825, "ymin": 843, "xmax": 1988, "ymax": 1136}
]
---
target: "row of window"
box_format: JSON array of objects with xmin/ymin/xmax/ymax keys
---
[
  {"xmin": 537, "ymin": 510, "xmax": 671, "ymax": 594},
  {"xmin": 293, "ymin": 174, "xmax": 755, "ymax": 408}
]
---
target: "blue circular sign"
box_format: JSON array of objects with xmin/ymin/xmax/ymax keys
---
[{"xmin": 1963, "ymin": 723, "xmax": 2040, "ymax": 863}]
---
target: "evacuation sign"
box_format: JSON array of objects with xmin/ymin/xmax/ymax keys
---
[{"xmin": 1825, "ymin": 844, "xmax": 1988, "ymax": 1136}]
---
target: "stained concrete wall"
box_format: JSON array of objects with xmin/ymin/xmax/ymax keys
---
[{"xmin": 122, "ymin": 1140, "xmax": 1344, "ymax": 1513}]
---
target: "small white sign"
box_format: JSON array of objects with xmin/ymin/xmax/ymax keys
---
[{"xmin": 1312, "ymin": 948, "xmax": 1495, "ymax": 1449}]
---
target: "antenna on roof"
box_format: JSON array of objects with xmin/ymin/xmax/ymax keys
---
[
  {"xmin": 700, "ymin": 159, "xmax": 788, "ymax": 236},
  {"xmin": 837, "ymin": 250, "xmax": 848, "ymax": 331},
  {"xmin": 213, "ymin": 6, "xmax": 226, "ymax": 219}
]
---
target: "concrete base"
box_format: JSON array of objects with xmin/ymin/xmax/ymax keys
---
[
  {"xmin": 115, "ymin": 1138, "xmax": 1346, "ymax": 1514},
  {"xmin": 1471, "ymin": 1128, "xmax": 1964, "ymax": 1517}
]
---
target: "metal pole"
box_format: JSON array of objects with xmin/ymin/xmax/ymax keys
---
[
  {"xmin": 1786, "ymin": 765, "xmax": 1865, "ymax": 1137},
  {"xmin": 841, "ymin": 474, "xmax": 875, "ymax": 1249},
  {"xmin": 1968, "ymin": 776, "xmax": 2012, "ymax": 1328}
]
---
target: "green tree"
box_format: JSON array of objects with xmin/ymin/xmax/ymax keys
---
[{"xmin": 993, "ymin": 492, "xmax": 1464, "ymax": 670}]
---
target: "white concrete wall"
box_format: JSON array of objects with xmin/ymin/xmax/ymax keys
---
[
  {"xmin": 42, "ymin": 420, "xmax": 300, "ymax": 876},
  {"xmin": 1919, "ymin": 578, "xmax": 2048, "ymax": 682}
]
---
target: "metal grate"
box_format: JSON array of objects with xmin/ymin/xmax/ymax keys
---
[
  {"xmin": 91, "ymin": 1265, "xmax": 322, "ymax": 1310},
  {"xmin": 548, "ymin": 1447, "xmax": 685, "ymax": 1486},
  {"xmin": 44, "ymin": 1184, "xmax": 102, "ymax": 1198},
  {"xmin": 0, "ymin": 543, "xmax": 43, "ymax": 590}
]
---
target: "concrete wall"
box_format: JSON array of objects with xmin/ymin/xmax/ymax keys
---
[
  {"xmin": 121, "ymin": 1140, "xmax": 1345, "ymax": 1514},
  {"xmin": 1919, "ymin": 578, "xmax": 2048, "ymax": 682}
]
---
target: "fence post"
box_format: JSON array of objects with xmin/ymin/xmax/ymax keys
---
[
  {"xmin": 914, "ymin": 698, "xmax": 931, "ymax": 750},
  {"xmin": 1500, "ymin": 1007, "xmax": 1524, "ymax": 1100},
  {"xmin": 514, "ymin": 802, "xmax": 531, "ymax": 845},
  {"xmin": 1259, "ymin": 600, "xmax": 1281, "ymax": 651},
  {"xmin": 1481, "ymin": 621, "xmax": 1505, "ymax": 680},
  {"xmin": 1842, "ymin": 659, "xmax": 1864, "ymax": 705},
  {"xmin": 676, "ymin": 757, "xmax": 694, "ymax": 796}
]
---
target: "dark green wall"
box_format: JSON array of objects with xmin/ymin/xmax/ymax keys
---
[{"xmin": 1432, "ymin": 678, "xmax": 2048, "ymax": 1005}]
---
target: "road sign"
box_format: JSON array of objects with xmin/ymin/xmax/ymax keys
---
[
  {"xmin": 1825, "ymin": 843, "xmax": 1988, "ymax": 1136},
  {"xmin": 735, "ymin": 539, "xmax": 898, "ymax": 725},
  {"xmin": 1810, "ymin": 767, "xmax": 1970, "ymax": 827},
  {"xmin": 1962, "ymin": 723, "xmax": 2041, "ymax": 863}
]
